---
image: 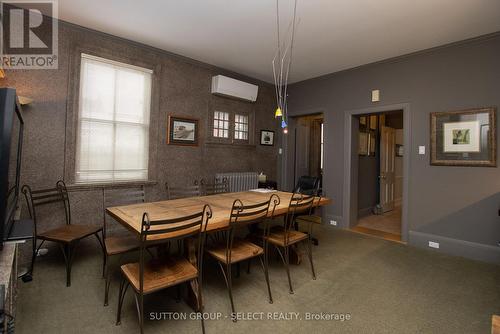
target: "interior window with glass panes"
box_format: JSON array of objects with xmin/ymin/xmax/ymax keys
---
[
  {"xmin": 213, "ymin": 111, "xmax": 229, "ymax": 138},
  {"xmin": 234, "ymin": 114, "xmax": 248, "ymax": 140}
]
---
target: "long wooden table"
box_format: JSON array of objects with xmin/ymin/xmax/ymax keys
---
[{"xmin": 106, "ymin": 190, "xmax": 331, "ymax": 310}]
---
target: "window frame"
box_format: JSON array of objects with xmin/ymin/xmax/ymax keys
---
[
  {"xmin": 64, "ymin": 46, "xmax": 161, "ymax": 187},
  {"xmin": 212, "ymin": 110, "xmax": 230, "ymax": 139},
  {"xmin": 234, "ymin": 113, "xmax": 249, "ymax": 142},
  {"xmin": 209, "ymin": 109, "xmax": 253, "ymax": 145}
]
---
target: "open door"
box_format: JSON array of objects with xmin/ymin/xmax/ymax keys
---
[{"xmin": 379, "ymin": 125, "xmax": 396, "ymax": 212}]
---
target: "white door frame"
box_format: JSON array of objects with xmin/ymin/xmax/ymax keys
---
[{"xmin": 342, "ymin": 103, "xmax": 411, "ymax": 242}]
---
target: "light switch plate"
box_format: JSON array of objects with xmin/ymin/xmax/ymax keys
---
[
  {"xmin": 371, "ymin": 90, "xmax": 380, "ymax": 102},
  {"xmin": 278, "ymin": 148, "xmax": 282, "ymax": 154},
  {"xmin": 419, "ymin": 146, "xmax": 425, "ymax": 155}
]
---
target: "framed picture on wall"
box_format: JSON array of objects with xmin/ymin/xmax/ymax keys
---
[
  {"xmin": 260, "ymin": 130, "xmax": 275, "ymax": 146},
  {"xmin": 167, "ymin": 115, "xmax": 199, "ymax": 146},
  {"xmin": 430, "ymin": 107, "xmax": 496, "ymax": 166}
]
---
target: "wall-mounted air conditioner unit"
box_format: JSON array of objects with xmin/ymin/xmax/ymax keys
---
[{"xmin": 211, "ymin": 75, "xmax": 258, "ymax": 102}]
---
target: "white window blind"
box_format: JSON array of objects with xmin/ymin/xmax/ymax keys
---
[{"xmin": 75, "ymin": 54, "xmax": 152, "ymax": 183}]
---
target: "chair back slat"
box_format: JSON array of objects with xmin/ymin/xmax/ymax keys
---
[
  {"xmin": 103, "ymin": 187, "xmax": 146, "ymax": 237},
  {"xmin": 166, "ymin": 182, "xmax": 202, "ymax": 200},
  {"xmin": 29, "ymin": 189, "xmax": 63, "ymax": 205},
  {"xmin": 22, "ymin": 180, "xmax": 72, "ymax": 234},
  {"xmin": 148, "ymin": 211, "xmax": 204, "ymax": 226},
  {"xmin": 141, "ymin": 208, "xmax": 209, "ymax": 239},
  {"xmin": 202, "ymin": 177, "xmax": 229, "ymax": 196}
]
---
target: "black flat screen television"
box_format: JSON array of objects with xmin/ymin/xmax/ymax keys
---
[{"xmin": 0, "ymin": 88, "xmax": 24, "ymax": 250}]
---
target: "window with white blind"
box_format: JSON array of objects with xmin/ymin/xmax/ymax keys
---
[
  {"xmin": 75, "ymin": 54, "xmax": 152, "ymax": 183},
  {"xmin": 213, "ymin": 111, "xmax": 229, "ymax": 138},
  {"xmin": 234, "ymin": 114, "xmax": 249, "ymax": 140}
]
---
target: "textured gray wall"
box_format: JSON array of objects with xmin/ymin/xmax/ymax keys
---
[
  {"xmin": 1, "ymin": 21, "xmax": 278, "ymax": 260},
  {"xmin": 287, "ymin": 33, "xmax": 500, "ymax": 260}
]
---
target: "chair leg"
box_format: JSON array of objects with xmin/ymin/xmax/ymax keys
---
[
  {"xmin": 217, "ymin": 262, "xmax": 236, "ymax": 321},
  {"xmin": 94, "ymin": 232, "xmax": 106, "ymax": 278},
  {"xmin": 134, "ymin": 293, "xmax": 144, "ymax": 334},
  {"xmin": 116, "ymin": 277, "xmax": 130, "ymax": 325},
  {"xmin": 276, "ymin": 246, "xmax": 293, "ymax": 294},
  {"xmin": 60, "ymin": 242, "xmax": 78, "ymax": 287},
  {"xmin": 258, "ymin": 255, "xmax": 273, "ymax": 304},
  {"xmin": 247, "ymin": 259, "xmax": 251, "ymax": 274},
  {"xmin": 306, "ymin": 238, "xmax": 316, "ymax": 280},
  {"xmin": 25, "ymin": 238, "xmax": 41, "ymax": 281},
  {"xmin": 196, "ymin": 277, "xmax": 205, "ymax": 334},
  {"xmin": 102, "ymin": 251, "xmax": 107, "ymax": 279},
  {"xmin": 236, "ymin": 262, "xmax": 240, "ymax": 278},
  {"xmin": 104, "ymin": 256, "xmax": 111, "ymax": 306}
]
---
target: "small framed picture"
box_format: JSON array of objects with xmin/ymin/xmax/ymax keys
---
[
  {"xmin": 260, "ymin": 130, "xmax": 275, "ymax": 146},
  {"xmin": 430, "ymin": 107, "xmax": 496, "ymax": 166},
  {"xmin": 167, "ymin": 115, "xmax": 199, "ymax": 146}
]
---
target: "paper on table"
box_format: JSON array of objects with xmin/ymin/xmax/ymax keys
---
[{"xmin": 249, "ymin": 188, "xmax": 277, "ymax": 193}]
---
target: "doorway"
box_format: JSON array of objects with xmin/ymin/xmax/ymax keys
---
[
  {"xmin": 352, "ymin": 111, "xmax": 404, "ymax": 242},
  {"xmin": 342, "ymin": 103, "xmax": 410, "ymax": 243},
  {"xmin": 293, "ymin": 113, "xmax": 324, "ymax": 188}
]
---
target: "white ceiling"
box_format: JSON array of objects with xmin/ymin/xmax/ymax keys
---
[{"xmin": 58, "ymin": 0, "xmax": 500, "ymax": 83}]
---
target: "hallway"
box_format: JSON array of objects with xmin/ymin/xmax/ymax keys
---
[{"xmin": 353, "ymin": 205, "xmax": 402, "ymax": 242}]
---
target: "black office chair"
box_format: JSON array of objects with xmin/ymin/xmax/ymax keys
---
[
  {"xmin": 293, "ymin": 176, "xmax": 321, "ymax": 196},
  {"xmin": 293, "ymin": 176, "xmax": 321, "ymax": 246}
]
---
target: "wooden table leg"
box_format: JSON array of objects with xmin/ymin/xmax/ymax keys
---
[{"xmin": 184, "ymin": 236, "xmax": 202, "ymax": 311}]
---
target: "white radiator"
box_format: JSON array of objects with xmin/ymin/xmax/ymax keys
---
[{"xmin": 215, "ymin": 172, "xmax": 258, "ymax": 192}]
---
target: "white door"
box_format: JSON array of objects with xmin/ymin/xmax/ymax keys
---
[{"xmin": 380, "ymin": 126, "xmax": 396, "ymax": 212}]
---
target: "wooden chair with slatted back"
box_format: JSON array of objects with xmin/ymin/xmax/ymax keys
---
[
  {"xmin": 22, "ymin": 180, "xmax": 104, "ymax": 287},
  {"xmin": 116, "ymin": 205, "xmax": 212, "ymax": 334},
  {"xmin": 102, "ymin": 187, "xmax": 145, "ymax": 306},
  {"xmin": 263, "ymin": 193, "xmax": 317, "ymax": 294},
  {"xmin": 165, "ymin": 181, "xmax": 202, "ymax": 200},
  {"xmin": 202, "ymin": 177, "xmax": 229, "ymax": 196},
  {"xmin": 206, "ymin": 194, "xmax": 280, "ymax": 320}
]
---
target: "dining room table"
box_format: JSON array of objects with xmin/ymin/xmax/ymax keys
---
[{"xmin": 106, "ymin": 190, "xmax": 331, "ymax": 310}]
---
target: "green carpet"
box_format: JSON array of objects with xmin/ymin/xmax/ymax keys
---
[{"xmin": 15, "ymin": 226, "xmax": 500, "ymax": 333}]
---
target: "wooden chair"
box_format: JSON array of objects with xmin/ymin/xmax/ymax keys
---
[
  {"xmin": 264, "ymin": 193, "xmax": 317, "ymax": 294},
  {"xmin": 22, "ymin": 180, "xmax": 104, "ymax": 287},
  {"xmin": 206, "ymin": 194, "xmax": 280, "ymax": 319},
  {"xmin": 116, "ymin": 205, "xmax": 212, "ymax": 334},
  {"xmin": 102, "ymin": 187, "xmax": 145, "ymax": 306},
  {"xmin": 201, "ymin": 177, "xmax": 229, "ymax": 196},
  {"xmin": 165, "ymin": 181, "xmax": 202, "ymax": 200}
]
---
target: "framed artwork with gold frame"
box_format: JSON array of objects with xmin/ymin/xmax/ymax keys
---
[{"xmin": 430, "ymin": 107, "xmax": 496, "ymax": 166}]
